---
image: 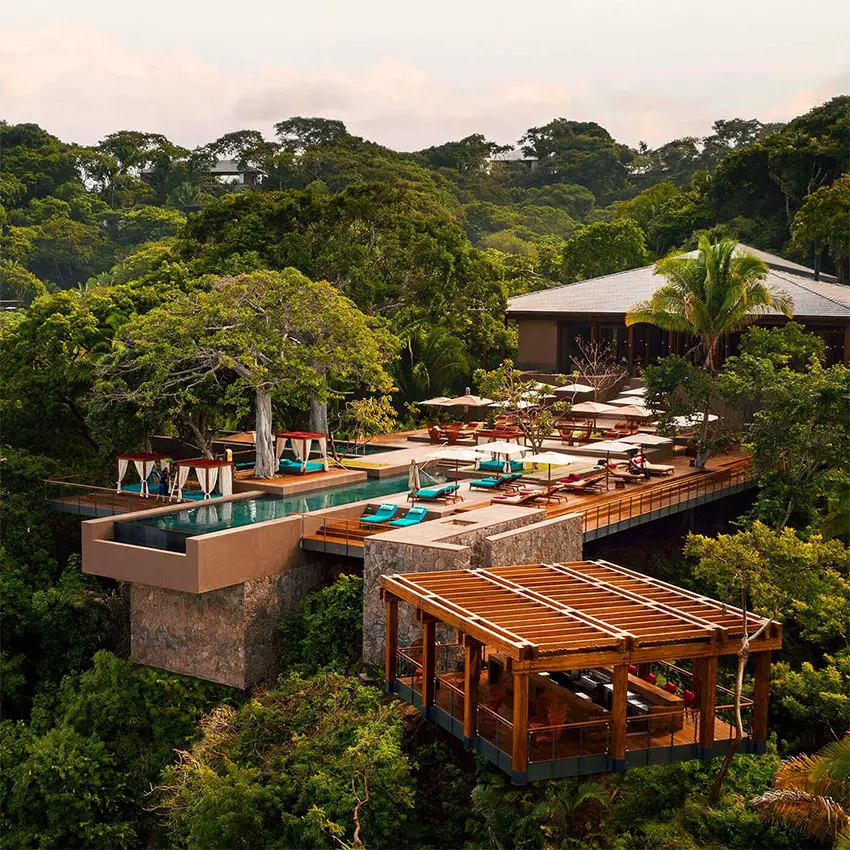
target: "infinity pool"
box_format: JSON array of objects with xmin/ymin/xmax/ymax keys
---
[{"xmin": 113, "ymin": 472, "xmax": 443, "ymax": 552}]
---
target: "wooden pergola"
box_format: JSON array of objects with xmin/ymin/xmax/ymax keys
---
[{"xmin": 381, "ymin": 560, "xmax": 781, "ymax": 781}]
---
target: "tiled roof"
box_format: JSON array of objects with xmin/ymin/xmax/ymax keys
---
[{"xmin": 507, "ymin": 246, "xmax": 850, "ymax": 320}]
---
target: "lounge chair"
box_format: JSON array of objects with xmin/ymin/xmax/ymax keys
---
[
  {"xmin": 492, "ymin": 487, "xmax": 545, "ymax": 505},
  {"xmin": 279, "ymin": 458, "xmax": 324, "ymax": 474},
  {"xmin": 388, "ymin": 506, "xmax": 429, "ymax": 527},
  {"xmin": 478, "ymin": 458, "xmax": 523, "ymax": 473},
  {"xmin": 412, "ymin": 482, "xmax": 462, "ymax": 502},
  {"xmin": 610, "ymin": 466, "xmax": 647, "ymax": 483},
  {"xmin": 427, "ymin": 424, "xmax": 444, "ymax": 443},
  {"xmin": 560, "ymin": 472, "xmax": 606, "ymax": 492},
  {"xmin": 469, "ymin": 472, "xmax": 523, "ymax": 490},
  {"xmin": 635, "ymin": 462, "xmax": 675, "ymax": 476},
  {"xmin": 360, "ymin": 503, "xmax": 399, "ymax": 525}
]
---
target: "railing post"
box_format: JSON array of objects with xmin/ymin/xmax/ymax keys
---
[
  {"xmin": 384, "ymin": 594, "xmax": 398, "ymax": 689},
  {"xmin": 511, "ymin": 672, "xmax": 529, "ymax": 775},
  {"xmin": 421, "ymin": 617, "xmax": 436, "ymax": 711},
  {"xmin": 695, "ymin": 655, "xmax": 718, "ymax": 752},
  {"xmin": 610, "ymin": 663, "xmax": 628, "ymax": 768},
  {"xmin": 463, "ymin": 637, "xmax": 482, "ymax": 741},
  {"xmin": 752, "ymin": 651, "xmax": 772, "ymax": 745},
  {"xmin": 346, "ymin": 521, "xmax": 350, "ymax": 556}
]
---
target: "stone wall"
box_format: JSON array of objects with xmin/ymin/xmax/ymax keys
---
[
  {"xmin": 131, "ymin": 559, "xmax": 324, "ymax": 689},
  {"xmin": 362, "ymin": 511, "xmax": 585, "ymax": 667}
]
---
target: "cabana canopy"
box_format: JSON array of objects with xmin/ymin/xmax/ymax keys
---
[
  {"xmin": 275, "ymin": 431, "xmax": 329, "ymax": 473},
  {"xmin": 116, "ymin": 452, "xmax": 170, "ymax": 497},
  {"xmin": 171, "ymin": 457, "xmax": 233, "ymax": 499}
]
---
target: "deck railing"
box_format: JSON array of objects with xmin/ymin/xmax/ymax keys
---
[
  {"xmin": 44, "ymin": 478, "xmax": 168, "ymax": 517},
  {"xmin": 570, "ymin": 458, "xmax": 755, "ymax": 535},
  {"xmin": 301, "ymin": 517, "xmax": 374, "ymax": 556}
]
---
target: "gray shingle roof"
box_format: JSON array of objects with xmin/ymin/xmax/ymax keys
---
[{"xmin": 507, "ymin": 246, "xmax": 850, "ymax": 320}]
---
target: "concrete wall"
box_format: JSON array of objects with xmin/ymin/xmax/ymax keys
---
[
  {"xmin": 516, "ymin": 318, "xmax": 559, "ymax": 370},
  {"xmin": 362, "ymin": 511, "xmax": 584, "ymax": 666},
  {"xmin": 131, "ymin": 559, "xmax": 323, "ymax": 688}
]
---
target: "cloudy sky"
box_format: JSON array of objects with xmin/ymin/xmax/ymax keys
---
[{"xmin": 2, "ymin": 0, "xmax": 848, "ymax": 151}]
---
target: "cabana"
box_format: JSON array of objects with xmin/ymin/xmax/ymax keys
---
[
  {"xmin": 171, "ymin": 458, "xmax": 233, "ymax": 500},
  {"xmin": 275, "ymin": 431, "xmax": 329, "ymax": 474},
  {"xmin": 116, "ymin": 452, "xmax": 170, "ymax": 498},
  {"xmin": 381, "ymin": 560, "xmax": 781, "ymax": 784}
]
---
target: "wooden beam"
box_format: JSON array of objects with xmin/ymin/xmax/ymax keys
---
[
  {"xmin": 752, "ymin": 651, "xmax": 772, "ymax": 742},
  {"xmin": 610, "ymin": 663, "xmax": 628, "ymax": 762},
  {"xmin": 696, "ymin": 655, "xmax": 718, "ymax": 749},
  {"xmin": 384, "ymin": 594, "xmax": 398, "ymax": 685},
  {"xmin": 512, "ymin": 672, "xmax": 529, "ymax": 774},
  {"xmin": 422, "ymin": 619, "xmax": 436, "ymax": 709},
  {"xmin": 464, "ymin": 640, "xmax": 482, "ymax": 739}
]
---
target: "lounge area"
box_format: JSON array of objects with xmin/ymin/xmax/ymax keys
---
[{"xmin": 381, "ymin": 561, "xmax": 781, "ymax": 783}]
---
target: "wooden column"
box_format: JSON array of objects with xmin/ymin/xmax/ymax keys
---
[
  {"xmin": 752, "ymin": 651, "xmax": 772, "ymax": 743},
  {"xmin": 695, "ymin": 655, "xmax": 718, "ymax": 749},
  {"xmin": 627, "ymin": 325, "xmax": 634, "ymax": 367},
  {"xmin": 511, "ymin": 672, "xmax": 529, "ymax": 774},
  {"xmin": 463, "ymin": 637, "xmax": 482, "ymax": 740},
  {"xmin": 384, "ymin": 594, "xmax": 398, "ymax": 688},
  {"xmin": 421, "ymin": 618, "xmax": 436, "ymax": 710},
  {"xmin": 610, "ymin": 663, "xmax": 629, "ymax": 764}
]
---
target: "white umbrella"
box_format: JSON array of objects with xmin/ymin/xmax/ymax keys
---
[
  {"xmin": 555, "ymin": 383, "xmax": 595, "ymax": 394},
  {"xmin": 479, "ymin": 440, "xmax": 529, "ymax": 473},
  {"xmin": 571, "ymin": 401, "xmax": 619, "ymax": 414},
  {"xmin": 608, "ymin": 396, "xmax": 643, "ymax": 406},
  {"xmin": 408, "ymin": 459, "xmax": 421, "ymax": 502},
  {"xmin": 523, "ymin": 451, "xmax": 586, "ymax": 501},
  {"xmin": 621, "ymin": 387, "xmax": 647, "ymax": 397},
  {"xmin": 614, "ymin": 404, "xmax": 655, "ymax": 420},
  {"xmin": 621, "ymin": 434, "xmax": 673, "ymax": 446},
  {"xmin": 488, "ymin": 399, "xmax": 535, "ymax": 410},
  {"xmin": 420, "ymin": 396, "xmax": 452, "ymax": 406},
  {"xmin": 427, "ymin": 447, "xmax": 489, "ymax": 483},
  {"xmin": 443, "ymin": 394, "xmax": 492, "ymax": 407},
  {"xmin": 672, "ymin": 413, "xmax": 719, "ymax": 429}
]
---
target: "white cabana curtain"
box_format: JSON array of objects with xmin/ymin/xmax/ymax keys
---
[
  {"xmin": 175, "ymin": 465, "xmax": 191, "ymax": 498},
  {"xmin": 132, "ymin": 458, "xmax": 156, "ymax": 497},
  {"xmin": 117, "ymin": 458, "xmax": 129, "ymax": 492},
  {"xmin": 316, "ymin": 436, "xmax": 329, "ymax": 471},
  {"xmin": 274, "ymin": 437, "xmax": 287, "ymax": 462},
  {"xmin": 291, "ymin": 438, "xmax": 308, "ymax": 470},
  {"xmin": 219, "ymin": 465, "xmax": 233, "ymax": 496},
  {"xmin": 196, "ymin": 466, "xmax": 219, "ymax": 499}
]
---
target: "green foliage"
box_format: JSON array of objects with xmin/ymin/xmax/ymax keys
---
[
  {"xmin": 792, "ymin": 172, "xmax": 850, "ymax": 282},
  {"xmin": 561, "ymin": 219, "xmax": 648, "ymax": 283},
  {"xmin": 280, "ymin": 575, "xmax": 364, "ymax": 675},
  {"xmin": 156, "ymin": 672, "xmax": 416, "ymax": 848}
]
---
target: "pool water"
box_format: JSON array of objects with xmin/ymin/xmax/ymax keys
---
[{"xmin": 113, "ymin": 472, "xmax": 444, "ymax": 552}]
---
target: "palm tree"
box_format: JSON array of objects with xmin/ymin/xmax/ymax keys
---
[
  {"xmin": 752, "ymin": 733, "xmax": 850, "ymax": 849},
  {"xmin": 626, "ymin": 236, "xmax": 793, "ymax": 467}
]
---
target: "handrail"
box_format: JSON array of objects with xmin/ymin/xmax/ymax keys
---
[
  {"xmin": 44, "ymin": 479, "xmax": 124, "ymax": 493},
  {"xmin": 477, "ymin": 702, "xmax": 513, "ymax": 730}
]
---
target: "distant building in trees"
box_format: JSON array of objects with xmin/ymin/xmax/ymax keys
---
[
  {"xmin": 208, "ymin": 159, "xmax": 264, "ymax": 187},
  {"xmin": 488, "ymin": 146, "xmax": 539, "ymax": 170}
]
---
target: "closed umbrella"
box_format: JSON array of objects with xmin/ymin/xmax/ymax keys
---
[{"xmin": 408, "ymin": 459, "xmax": 421, "ymax": 503}]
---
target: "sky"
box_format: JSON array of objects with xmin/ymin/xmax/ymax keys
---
[{"xmin": 2, "ymin": 0, "xmax": 848, "ymax": 151}]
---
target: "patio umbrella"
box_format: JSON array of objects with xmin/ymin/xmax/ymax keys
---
[
  {"xmin": 671, "ymin": 413, "xmax": 719, "ymax": 429},
  {"xmin": 420, "ymin": 396, "xmax": 452, "ymax": 406},
  {"xmin": 570, "ymin": 400, "xmax": 619, "ymax": 430},
  {"xmin": 621, "ymin": 386, "xmax": 647, "ymax": 397},
  {"xmin": 612, "ymin": 404, "xmax": 654, "ymax": 420},
  {"xmin": 554, "ymin": 383, "xmax": 595, "ymax": 394},
  {"xmin": 408, "ymin": 459, "xmax": 421, "ymax": 503},
  {"xmin": 426, "ymin": 446, "xmax": 489, "ymax": 483},
  {"xmin": 524, "ymin": 451, "xmax": 585, "ymax": 498},
  {"xmin": 444, "ymin": 393, "xmax": 492, "ymax": 407},
  {"xmin": 584, "ymin": 441, "xmax": 640, "ymax": 489},
  {"xmin": 478, "ymin": 440, "xmax": 528, "ymax": 473},
  {"xmin": 621, "ymin": 434, "xmax": 673, "ymax": 447},
  {"xmin": 608, "ymin": 396, "xmax": 643, "ymax": 406}
]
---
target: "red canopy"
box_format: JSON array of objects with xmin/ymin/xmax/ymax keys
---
[
  {"xmin": 172, "ymin": 457, "xmax": 233, "ymax": 468},
  {"xmin": 118, "ymin": 452, "xmax": 170, "ymax": 462},
  {"xmin": 276, "ymin": 431, "xmax": 328, "ymax": 439}
]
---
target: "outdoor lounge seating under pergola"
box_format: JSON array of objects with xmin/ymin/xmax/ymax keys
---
[{"xmin": 381, "ymin": 560, "xmax": 781, "ymax": 783}]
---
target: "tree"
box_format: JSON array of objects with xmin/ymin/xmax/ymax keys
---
[
  {"xmin": 416, "ymin": 133, "xmax": 510, "ymax": 174},
  {"xmin": 627, "ymin": 237, "xmax": 792, "ymax": 467},
  {"xmin": 561, "ymin": 219, "xmax": 649, "ymax": 283},
  {"xmin": 331, "ymin": 396, "xmax": 397, "ymax": 456},
  {"xmin": 686, "ymin": 523, "xmax": 847, "ymax": 802},
  {"xmin": 792, "ymin": 174, "xmax": 850, "ymax": 283},
  {"xmin": 274, "ymin": 117, "xmax": 349, "ymax": 153},
  {"xmin": 392, "ymin": 325, "xmax": 470, "ymax": 409},
  {"xmin": 719, "ymin": 325, "xmax": 850, "ymax": 530},
  {"xmin": 568, "ymin": 337, "xmax": 627, "ymax": 401},
  {"xmin": 751, "ymin": 733, "xmax": 850, "ymax": 849},
  {"xmin": 104, "ymin": 270, "xmax": 397, "ymax": 477},
  {"xmin": 476, "ymin": 361, "xmax": 566, "ymax": 451}
]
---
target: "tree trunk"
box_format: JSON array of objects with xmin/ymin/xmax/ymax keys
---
[
  {"xmin": 695, "ymin": 402, "xmax": 712, "ymax": 469},
  {"xmin": 309, "ymin": 397, "xmax": 328, "ymax": 435},
  {"xmin": 254, "ymin": 389, "xmax": 276, "ymax": 479}
]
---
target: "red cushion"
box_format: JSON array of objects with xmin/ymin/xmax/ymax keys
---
[
  {"xmin": 683, "ymin": 689, "xmax": 695, "ymax": 707},
  {"xmin": 646, "ymin": 673, "xmax": 657, "ymax": 685},
  {"xmin": 628, "ymin": 664, "xmax": 637, "ymax": 675},
  {"xmin": 665, "ymin": 682, "xmax": 678, "ymax": 694}
]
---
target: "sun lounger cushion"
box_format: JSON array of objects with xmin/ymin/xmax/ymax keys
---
[
  {"xmin": 415, "ymin": 483, "xmax": 460, "ymax": 500},
  {"xmin": 478, "ymin": 459, "xmax": 523, "ymax": 473},
  {"xmin": 361, "ymin": 504, "xmax": 399, "ymax": 524},
  {"xmin": 469, "ymin": 473, "xmax": 523, "ymax": 490},
  {"xmin": 388, "ymin": 507, "xmax": 429, "ymax": 527},
  {"xmin": 279, "ymin": 458, "xmax": 324, "ymax": 473}
]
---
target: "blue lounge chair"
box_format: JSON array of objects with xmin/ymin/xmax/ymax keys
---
[
  {"xmin": 388, "ymin": 506, "xmax": 429, "ymax": 527},
  {"xmin": 360, "ymin": 504, "xmax": 399, "ymax": 525},
  {"xmin": 469, "ymin": 472, "xmax": 523, "ymax": 490},
  {"xmin": 412, "ymin": 482, "xmax": 461, "ymax": 502},
  {"xmin": 478, "ymin": 458, "xmax": 523, "ymax": 473},
  {"xmin": 279, "ymin": 458, "xmax": 324, "ymax": 474}
]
